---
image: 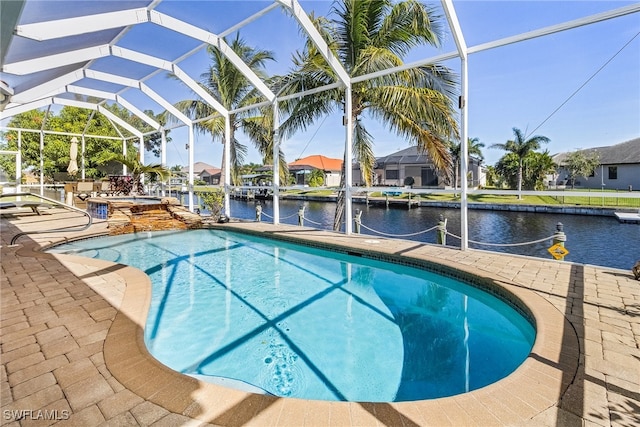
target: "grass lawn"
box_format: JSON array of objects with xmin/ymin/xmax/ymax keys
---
[
  {"xmin": 191, "ymin": 186, "xmax": 638, "ymax": 208},
  {"xmin": 364, "ymin": 191, "xmax": 638, "ymax": 208}
]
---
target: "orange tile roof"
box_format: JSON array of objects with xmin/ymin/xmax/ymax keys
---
[{"xmin": 289, "ymin": 155, "xmax": 343, "ymax": 172}]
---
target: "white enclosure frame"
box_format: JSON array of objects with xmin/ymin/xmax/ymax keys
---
[{"xmin": 1, "ymin": 0, "xmax": 638, "ymax": 247}]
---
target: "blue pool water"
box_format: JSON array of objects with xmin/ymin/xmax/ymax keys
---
[{"xmin": 49, "ymin": 229, "xmax": 535, "ymax": 402}]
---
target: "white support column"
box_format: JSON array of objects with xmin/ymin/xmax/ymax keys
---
[
  {"xmin": 81, "ymin": 110, "xmax": 95, "ymax": 182},
  {"xmin": 188, "ymin": 125, "xmax": 195, "ymax": 211},
  {"xmin": 81, "ymin": 135, "xmax": 86, "ymax": 180},
  {"xmin": 460, "ymin": 58, "xmax": 469, "ymax": 251},
  {"xmin": 442, "ymin": 0, "xmax": 469, "ymax": 251},
  {"xmin": 161, "ymin": 129, "xmax": 167, "ymax": 197},
  {"xmin": 139, "ymin": 136, "xmax": 145, "ymax": 186},
  {"xmin": 121, "ymin": 139, "xmax": 127, "ymax": 175},
  {"xmin": 16, "ymin": 130, "xmax": 22, "ymax": 192},
  {"xmin": 39, "ymin": 131, "xmax": 44, "ymax": 195},
  {"xmin": 272, "ymin": 102, "xmax": 280, "ymax": 224},
  {"xmin": 344, "ymin": 85, "xmax": 353, "ymax": 235},
  {"xmin": 38, "ymin": 106, "xmax": 51, "ymax": 196},
  {"xmin": 223, "ymin": 116, "xmax": 231, "ymax": 216}
]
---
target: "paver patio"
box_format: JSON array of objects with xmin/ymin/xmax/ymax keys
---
[{"xmin": 1, "ymin": 207, "xmax": 638, "ymax": 426}]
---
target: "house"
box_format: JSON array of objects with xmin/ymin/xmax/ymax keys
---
[
  {"xmin": 553, "ymin": 138, "xmax": 640, "ymax": 190},
  {"xmin": 199, "ymin": 167, "xmax": 221, "ymax": 185},
  {"xmin": 353, "ymin": 146, "xmax": 485, "ymax": 188},
  {"xmin": 177, "ymin": 162, "xmax": 220, "ymax": 185},
  {"xmin": 180, "ymin": 162, "xmax": 217, "ymax": 176},
  {"xmin": 288, "ymin": 155, "xmax": 343, "ymax": 186}
]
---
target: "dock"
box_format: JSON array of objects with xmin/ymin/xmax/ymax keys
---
[
  {"xmin": 352, "ymin": 195, "xmax": 420, "ymax": 208},
  {"xmin": 614, "ymin": 211, "xmax": 640, "ymax": 223}
]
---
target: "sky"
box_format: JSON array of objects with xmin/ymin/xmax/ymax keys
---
[{"xmin": 5, "ymin": 0, "xmax": 640, "ymax": 169}]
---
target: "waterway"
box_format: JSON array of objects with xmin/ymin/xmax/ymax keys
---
[{"xmin": 206, "ymin": 198, "xmax": 638, "ymax": 271}]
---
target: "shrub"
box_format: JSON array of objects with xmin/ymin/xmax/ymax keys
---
[{"xmin": 197, "ymin": 189, "xmax": 224, "ymax": 221}]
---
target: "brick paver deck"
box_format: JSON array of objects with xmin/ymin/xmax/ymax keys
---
[{"xmin": 1, "ymin": 208, "xmax": 638, "ymax": 426}]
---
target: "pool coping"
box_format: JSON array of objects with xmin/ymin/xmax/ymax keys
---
[{"xmin": 22, "ymin": 223, "xmax": 579, "ymax": 425}]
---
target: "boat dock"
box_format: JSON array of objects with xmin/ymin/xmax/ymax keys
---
[
  {"xmin": 352, "ymin": 195, "xmax": 420, "ymax": 208},
  {"xmin": 614, "ymin": 211, "xmax": 640, "ymax": 223}
]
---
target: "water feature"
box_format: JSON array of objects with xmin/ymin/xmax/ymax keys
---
[{"xmin": 219, "ymin": 198, "xmax": 639, "ymax": 271}]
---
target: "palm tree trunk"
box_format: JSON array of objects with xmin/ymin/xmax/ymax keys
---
[
  {"xmin": 454, "ymin": 160, "xmax": 459, "ymax": 190},
  {"xmin": 219, "ymin": 145, "xmax": 226, "ymax": 188},
  {"xmin": 517, "ymin": 160, "xmax": 523, "ymax": 200},
  {"xmin": 333, "ymin": 161, "xmax": 346, "ymax": 231}
]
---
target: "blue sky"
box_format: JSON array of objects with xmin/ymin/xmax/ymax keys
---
[
  {"xmin": 26, "ymin": 0, "xmax": 640, "ymax": 169},
  {"xmin": 155, "ymin": 0, "xmax": 638, "ymax": 169}
]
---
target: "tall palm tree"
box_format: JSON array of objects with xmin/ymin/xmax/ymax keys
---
[
  {"xmin": 448, "ymin": 137, "xmax": 484, "ymax": 189},
  {"xmin": 278, "ymin": 0, "xmax": 459, "ymax": 230},
  {"xmin": 490, "ymin": 127, "xmax": 550, "ymax": 199},
  {"xmin": 173, "ymin": 34, "xmax": 287, "ymax": 187}
]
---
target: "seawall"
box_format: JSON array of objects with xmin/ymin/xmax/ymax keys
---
[
  {"xmin": 277, "ymin": 194, "xmax": 638, "ymax": 217},
  {"xmin": 415, "ymin": 201, "xmax": 637, "ymax": 217}
]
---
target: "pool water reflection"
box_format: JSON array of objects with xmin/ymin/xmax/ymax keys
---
[{"xmin": 50, "ymin": 229, "xmax": 535, "ymax": 402}]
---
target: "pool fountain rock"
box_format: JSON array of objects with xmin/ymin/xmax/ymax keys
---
[{"xmin": 107, "ymin": 196, "xmax": 202, "ymax": 235}]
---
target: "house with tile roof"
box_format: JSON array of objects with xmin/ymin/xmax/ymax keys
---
[
  {"xmin": 289, "ymin": 155, "xmax": 343, "ymax": 186},
  {"xmin": 552, "ymin": 138, "xmax": 640, "ymax": 190},
  {"xmin": 176, "ymin": 162, "xmax": 220, "ymax": 185},
  {"xmin": 198, "ymin": 167, "xmax": 221, "ymax": 185}
]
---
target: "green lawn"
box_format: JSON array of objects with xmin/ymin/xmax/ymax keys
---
[
  {"xmin": 191, "ymin": 186, "xmax": 638, "ymax": 208},
  {"xmin": 367, "ymin": 191, "xmax": 638, "ymax": 208}
]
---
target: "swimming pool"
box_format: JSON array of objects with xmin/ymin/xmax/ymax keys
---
[{"xmin": 50, "ymin": 229, "xmax": 535, "ymax": 402}]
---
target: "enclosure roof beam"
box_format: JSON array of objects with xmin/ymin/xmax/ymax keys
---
[
  {"xmin": 15, "ymin": 8, "xmax": 149, "ymax": 41},
  {"xmin": 218, "ymin": 3, "xmax": 280, "ymax": 38},
  {"xmin": 1, "ymin": 98, "xmax": 55, "ymax": 117},
  {"xmin": 149, "ymin": 10, "xmax": 276, "ymax": 102},
  {"xmin": 276, "ymin": 0, "xmax": 351, "ymax": 86},
  {"xmin": 82, "ymin": 70, "xmax": 191, "ymax": 125},
  {"xmin": 139, "ymin": 83, "xmax": 191, "ymax": 125},
  {"xmin": 115, "ymin": 96, "xmax": 161, "ymax": 130},
  {"xmin": 66, "ymin": 85, "xmax": 116, "ymax": 101},
  {"xmin": 441, "ymin": 0, "xmax": 468, "ymax": 60},
  {"xmin": 11, "ymin": 2, "xmax": 279, "ymax": 104},
  {"xmin": 468, "ymin": 3, "xmax": 640, "ymax": 55},
  {"xmin": 4, "ymin": 44, "xmax": 229, "ymax": 119},
  {"xmin": 65, "ymin": 84, "xmax": 161, "ymax": 130},
  {"xmin": 6, "ymin": 70, "xmax": 85, "ymax": 105},
  {"xmin": 2, "ymin": 45, "xmax": 111, "ymax": 75},
  {"xmin": 51, "ymin": 97, "xmax": 143, "ymax": 138},
  {"xmin": 0, "ymin": 127, "xmax": 128, "ymax": 141},
  {"xmin": 112, "ymin": 47, "xmax": 228, "ymax": 117}
]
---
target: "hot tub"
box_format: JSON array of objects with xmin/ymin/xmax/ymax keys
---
[{"xmin": 86, "ymin": 197, "xmax": 163, "ymax": 219}]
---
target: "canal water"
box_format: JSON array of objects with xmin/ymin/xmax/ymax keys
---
[{"xmin": 199, "ymin": 197, "xmax": 638, "ymax": 271}]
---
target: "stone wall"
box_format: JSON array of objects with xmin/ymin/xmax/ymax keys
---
[{"xmin": 107, "ymin": 197, "xmax": 202, "ymax": 235}]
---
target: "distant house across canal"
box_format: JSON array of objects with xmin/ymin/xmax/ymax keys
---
[
  {"xmin": 289, "ymin": 155, "xmax": 343, "ymax": 186},
  {"xmin": 353, "ymin": 146, "xmax": 485, "ymax": 188},
  {"xmin": 553, "ymin": 138, "xmax": 640, "ymax": 190}
]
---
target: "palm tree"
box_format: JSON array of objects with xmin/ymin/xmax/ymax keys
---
[
  {"xmin": 490, "ymin": 127, "xmax": 550, "ymax": 199},
  {"xmin": 524, "ymin": 150, "xmax": 556, "ymax": 191},
  {"xmin": 173, "ymin": 34, "xmax": 287, "ymax": 187},
  {"xmin": 278, "ymin": 0, "xmax": 459, "ymax": 230},
  {"xmin": 103, "ymin": 152, "xmax": 170, "ymax": 195},
  {"xmin": 448, "ymin": 137, "xmax": 484, "ymax": 189}
]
